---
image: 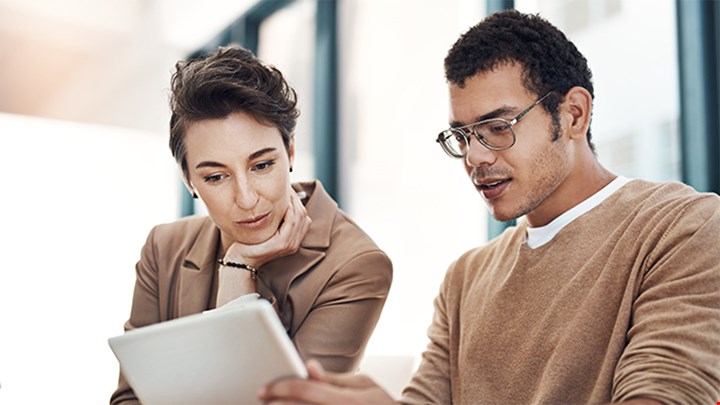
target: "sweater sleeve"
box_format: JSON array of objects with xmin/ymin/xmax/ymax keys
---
[
  {"xmin": 400, "ymin": 265, "xmax": 455, "ymax": 404},
  {"xmin": 612, "ymin": 195, "xmax": 720, "ymax": 403}
]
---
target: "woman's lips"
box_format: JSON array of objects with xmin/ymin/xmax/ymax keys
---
[{"xmin": 235, "ymin": 212, "xmax": 270, "ymax": 229}]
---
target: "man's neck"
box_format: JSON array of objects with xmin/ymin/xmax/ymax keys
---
[{"xmin": 526, "ymin": 159, "xmax": 615, "ymax": 228}]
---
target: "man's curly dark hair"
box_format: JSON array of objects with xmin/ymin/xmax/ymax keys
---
[
  {"xmin": 445, "ymin": 10, "xmax": 595, "ymax": 150},
  {"xmin": 169, "ymin": 45, "xmax": 299, "ymax": 182}
]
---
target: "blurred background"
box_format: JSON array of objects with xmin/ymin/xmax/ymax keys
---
[{"xmin": 1, "ymin": 0, "xmax": 717, "ymax": 402}]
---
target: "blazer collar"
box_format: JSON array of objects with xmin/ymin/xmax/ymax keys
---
[
  {"xmin": 177, "ymin": 217, "xmax": 220, "ymax": 317},
  {"xmin": 294, "ymin": 180, "xmax": 336, "ymax": 249}
]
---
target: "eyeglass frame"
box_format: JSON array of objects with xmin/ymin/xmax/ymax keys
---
[{"xmin": 436, "ymin": 91, "xmax": 553, "ymax": 158}]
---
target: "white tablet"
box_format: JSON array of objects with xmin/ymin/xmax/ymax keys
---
[{"xmin": 108, "ymin": 299, "xmax": 307, "ymax": 405}]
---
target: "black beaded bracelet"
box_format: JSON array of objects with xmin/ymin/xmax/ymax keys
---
[{"xmin": 217, "ymin": 259, "xmax": 257, "ymax": 279}]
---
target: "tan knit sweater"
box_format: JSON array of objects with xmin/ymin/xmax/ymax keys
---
[{"xmin": 402, "ymin": 180, "xmax": 720, "ymax": 404}]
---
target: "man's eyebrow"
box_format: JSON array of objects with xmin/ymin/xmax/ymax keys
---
[
  {"xmin": 194, "ymin": 147, "xmax": 277, "ymax": 169},
  {"xmin": 449, "ymin": 106, "xmax": 516, "ymax": 128}
]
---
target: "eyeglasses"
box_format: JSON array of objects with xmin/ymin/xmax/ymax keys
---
[{"xmin": 436, "ymin": 92, "xmax": 552, "ymax": 158}]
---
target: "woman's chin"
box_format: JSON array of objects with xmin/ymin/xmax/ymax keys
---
[{"xmin": 232, "ymin": 226, "xmax": 278, "ymax": 246}]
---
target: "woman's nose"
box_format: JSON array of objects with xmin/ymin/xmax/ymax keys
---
[{"xmin": 234, "ymin": 179, "xmax": 259, "ymax": 209}]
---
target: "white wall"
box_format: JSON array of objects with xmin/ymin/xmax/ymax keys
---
[{"xmin": 0, "ymin": 113, "xmax": 177, "ymax": 403}]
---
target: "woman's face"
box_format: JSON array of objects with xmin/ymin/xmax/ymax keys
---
[{"xmin": 184, "ymin": 112, "xmax": 294, "ymax": 245}]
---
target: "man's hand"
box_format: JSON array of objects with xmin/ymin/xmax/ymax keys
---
[
  {"xmin": 225, "ymin": 188, "xmax": 312, "ymax": 269},
  {"xmin": 259, "ymin": 360, "xmax": 396, "ymax": 405}
]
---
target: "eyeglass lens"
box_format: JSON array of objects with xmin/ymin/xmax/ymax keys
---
[{"xmin": 441, "ymin": 119, "xmax": 514, "ymax": 156}]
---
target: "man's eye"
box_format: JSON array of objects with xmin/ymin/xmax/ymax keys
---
[{"xmin": 490, "ymin": 122, "xmax": 511, "ymax": 133}]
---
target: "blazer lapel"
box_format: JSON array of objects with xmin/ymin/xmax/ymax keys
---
[
  {"xmin": 259, "ymin": 181, "xmax": 337, "ymax": 328},
  {"xmin": 176, "ymin": 218, "xmax": 220, "ymax": 317},
  {"xmin": 259, "ymin": 248, "xmax": 325, "ymax": 300}
]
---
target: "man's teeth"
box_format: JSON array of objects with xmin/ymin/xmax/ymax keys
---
[{"xmin": 483, "ymin": 180, "xmax": 503, "ymax": 188}]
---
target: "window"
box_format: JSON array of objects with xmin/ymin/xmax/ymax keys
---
[{"xmin": 516, "ymin": 0, "xmax": 681, "ymax": 182}]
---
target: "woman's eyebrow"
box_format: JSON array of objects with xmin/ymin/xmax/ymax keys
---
[
  {"xmin": 194, "ymin": 147, "xmax": 278, "ymax": 169},
  {"xmin": 195, "ymin": 160, "xmax": 225, "ymax": 169},
  {"xmin": 248, "ymin": 147, "xmax": 276, "ymax": 160}
]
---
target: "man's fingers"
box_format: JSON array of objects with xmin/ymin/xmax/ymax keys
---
[
  {"xmin": 306, "ymin": 359, "xmax": 328, "ymax": 383},
  {"xmin": 326, "ymin": 373, "xmax": 378, "ymax": 389},
  {"xmin": 260, "ymin": 378, "xmax": 332, "ymax": 404},
  {"xmin": 304, "ymin": 359, "xmax": 375, "ymax": 389},
  {"xmin": 260, "ymin": 373, "xmax": 396, "ymax": 405}
]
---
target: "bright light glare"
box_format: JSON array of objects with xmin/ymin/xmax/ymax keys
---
[{"xmin": 0, "ymin": 113, "xmax": 178, "ymax": 404}]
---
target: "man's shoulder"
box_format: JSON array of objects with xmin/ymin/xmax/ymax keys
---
[
  {"xmin": 618, "ymin": 179, "xmax": 720, "ymax": 219},
  {"xmin": 622, "ymin": 179, "xmax": 719, "ymax": 204}
]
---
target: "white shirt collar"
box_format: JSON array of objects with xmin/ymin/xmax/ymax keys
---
[{"xmin": 525, "ymin": 176, "xmax": 631, "ymax": 249}]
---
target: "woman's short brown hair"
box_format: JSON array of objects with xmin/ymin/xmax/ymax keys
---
[{"xmin": 169, "ymin": 45, "xmax": 299, "ymax": 181}]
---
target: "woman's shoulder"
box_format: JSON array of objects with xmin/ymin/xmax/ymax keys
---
[
  {"xmin": 151, "ymin": 214, "xmax": 213, "ymax": 232},
  {"xmin": 294, "ymin": 181, "xmax": 389, "ymax": 266},
  {"xmin": 300, "ymin": 181, "xmax": 382, "ymax": 249},
  {"xmin": 147, "ymin": 215, "xmax": 216, "ymax": 247}
]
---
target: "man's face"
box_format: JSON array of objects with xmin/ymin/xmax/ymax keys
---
[{"xmin": 448, "ymin": 62, "xmax": 573, "ymax": 227}]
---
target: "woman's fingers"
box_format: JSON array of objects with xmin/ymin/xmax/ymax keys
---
[
  {"xmin": 277, "ymin": 189, "xmax": 311, "ymax": 250},
  {"xmin": 224, "ymin": 189, "xmax": 311, "ymax": 268}
]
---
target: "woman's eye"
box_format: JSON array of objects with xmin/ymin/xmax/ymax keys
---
[
  {"xmin": 203, "ymin": 174, "xmax": 225, "ymax": 183},
  {"xmin": 253, "ymin": 160, "xmax": 276, "ymax": 172}
]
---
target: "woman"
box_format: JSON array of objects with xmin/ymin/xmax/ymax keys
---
[{"xmin": 111, "ymin": 46, "xmax": 392, "ymax": 404}]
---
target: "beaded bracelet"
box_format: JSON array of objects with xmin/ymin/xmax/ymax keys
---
[{"xmin": 217, "ymin": 259, "xmax": 257, "ymax": 280}]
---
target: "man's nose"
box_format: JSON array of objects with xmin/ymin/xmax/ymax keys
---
[{"xmin": 465, "ymin": 136, "xmax": 498, "ymax": 167}]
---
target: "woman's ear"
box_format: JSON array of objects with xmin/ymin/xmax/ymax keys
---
[
  {"xmin": 288, "ymin": 134, "xmax": 295, "ymax": 172},
  {"xmin": 563, "ymin": 86, "xmax": 593, "ymax": 141},
  {"xmin": 184, "ymin": 179, "xmax": 198, "ymax": 199}
]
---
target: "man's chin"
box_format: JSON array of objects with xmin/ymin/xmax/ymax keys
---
[{"xmin": 488, "ymin": 208, "xmax": 520, "ymax": 223}]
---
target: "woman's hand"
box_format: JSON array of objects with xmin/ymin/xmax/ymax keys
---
[{"xmin": 224, "ymin": 188, "xmax": 312, "ymax": 269}]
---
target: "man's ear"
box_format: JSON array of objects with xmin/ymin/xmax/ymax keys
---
[{"xmin": 562, "ymin": 86, "xmax": 593, "ymax": 141}]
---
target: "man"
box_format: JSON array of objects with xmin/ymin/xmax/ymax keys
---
[{"xmin": 260, "ymin": 10, "xmax": 720, "ymax": 404}]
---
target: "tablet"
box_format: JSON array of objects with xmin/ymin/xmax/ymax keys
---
[{"xmin": 108, "ymin": 299, "xmax": 307, "ymax": 405}]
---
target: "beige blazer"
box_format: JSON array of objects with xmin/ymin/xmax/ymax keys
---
[{"xmin": 111, "ymin": 181, "xmax": 392, "ymax": 404}]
